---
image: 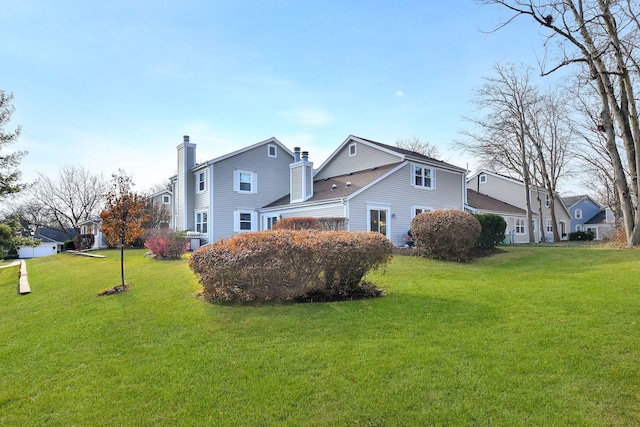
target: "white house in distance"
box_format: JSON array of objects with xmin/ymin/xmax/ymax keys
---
[
  {"xmin": 466, "ymin": 170, "xmax": 572, "ymax": 243},
  {"xmin": 169, "ymin": 135, "xmax": 468, "ymax": 247}
]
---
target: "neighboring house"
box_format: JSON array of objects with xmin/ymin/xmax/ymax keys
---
[
  {"xmin": 17, "ymin": 227, "xmax": 75, "ymax": 259},
  {"xmin": 562, "ymin": 195, "xmax": 616, "ymax": 239},
  {"xmin": 77, "ymin": 218, "xmax": 110, "ymax": 249},
  {"xmin": 149, "ymin": 188, "xmax": 173, "ymax": 228},
  {"xmin": 465, "ymin": 189, "xmax": 527, "ymax": 244},
  {"xmin": 170, "ymin": 135, "xmax": 467, "ymax": 247},
  {"xmin": 466, "ymin": 170, "xmax": 571, "ymax": 243}
]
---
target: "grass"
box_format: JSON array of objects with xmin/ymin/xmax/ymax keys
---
[{"xmin": 1, "ymin": 246, "xmax": 639, "ymax": 426}]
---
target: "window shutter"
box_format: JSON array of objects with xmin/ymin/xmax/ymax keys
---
[{"xmin": 233, "ymin": 210, "xmax": 240, "ymax": 232}]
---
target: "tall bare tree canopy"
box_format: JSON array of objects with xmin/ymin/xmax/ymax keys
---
[
  {"xmin": 481, "ymin": 0, "xmax": 640, "ymax": 246},
  {"xmin": 0, "ymin": 90, "xmax": 26, "ymax": 199},
  {"xmin": 11, "ymin": 165, "xmax": 108, "ymax": 234},
  {"xmin": 395, "ymin": 137, "xmax": 442, "ymax": 159}
]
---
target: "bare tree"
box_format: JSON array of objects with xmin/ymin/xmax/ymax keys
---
[
  {"xmin": 395, "ymin": 137, "xmax": 442, "ymax": 158},
  {"xmin": 457, "ymin": 63, "xmax": 539, "ymax": 242},
  {"xmin": 17, "ymin": 165, "xmax": 108, "ymax": 233},
  {"xmin": 481, "ymin": 0, "xmax": 640, "ymax": 246},
  {"xmin": 526, "ymin": 89, "xmax": 574, "ymax": 241}
]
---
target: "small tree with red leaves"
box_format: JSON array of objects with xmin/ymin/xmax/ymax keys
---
[{"xmin": 99, "ymin": 171, "xmax": 148, "ymax": 290}]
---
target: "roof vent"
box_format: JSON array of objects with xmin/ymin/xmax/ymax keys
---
[
  {"xmin": 345, "ymin": 182, "xmax": 352, "ymax": 187},
  {"xmin": 331, "ymin": 184, "xmax": 337, "ymax": 190}
]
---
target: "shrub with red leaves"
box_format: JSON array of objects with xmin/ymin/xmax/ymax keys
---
[{"xmin": 144, "ymin": 229, "xmax": 189, "ymax": 259}]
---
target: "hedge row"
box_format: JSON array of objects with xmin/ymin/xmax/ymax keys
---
[
  {"xmin": 474, "ymin": 213, "xmax": 507, "ymax": 249},
  {"xmin": 189, "ymin": 230, "xmax": 393, "ymax": 302}
]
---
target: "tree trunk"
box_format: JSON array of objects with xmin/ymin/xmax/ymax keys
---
[{"xmin": 120, "ymin": 241, "xmax": 125, "ymax": 287}]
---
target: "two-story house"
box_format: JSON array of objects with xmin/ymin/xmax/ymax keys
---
[
  {"xmin": 561, "ymin": 195, "xmax": 616, "ymax": 239},
  {"xmin": 169, "ymin": 135, "xmax": 467, "ymax": 247},
  {"xmin": 466, "ymin": 170, "xmax": 571, "ymax": 243}
]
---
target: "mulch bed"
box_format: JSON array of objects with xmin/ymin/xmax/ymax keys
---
[{"xmin": 97, "ymin": 285, "xmax": 130, "ymax": 296}]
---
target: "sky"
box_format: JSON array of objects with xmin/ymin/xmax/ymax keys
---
[{"xmin": 0, "ymin": 0, "xmax": 584, "ymax": 194}]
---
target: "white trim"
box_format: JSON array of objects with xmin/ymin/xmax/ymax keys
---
[
  {"xmin": 234, "ymin": 209, "xmax": 257, "ymax": 232},
  {"xmin": 411, "ymin": 205, "xmax": 433, "ymax": 218},
  {"xmin": 194, "ymin": 209, "xmax": 208, "ymax": 234},
  {"xmin": 195, "ymin": 171, "xmax": 206, "ymax": 193},
  {"xmin": 233, "ymin": 170, "xmax": 257, "ymax": 194},
  {"xmin": 267, "ymin": 144, "xmax": 277, "ymax": 158},
  {"xmin": 410, "ymin": 163, "xmax": 436, "ymax": 190},
  {"xmin": 348, "ymin": 143, "xmax": 357, "ymax": 156},
  {"xmin": 366, "ymin": 203, "xmax": 392, "ymax": 239},
  {"xmin": 204, "ymin": 137, "xmax": 293, "ymax": 166}
]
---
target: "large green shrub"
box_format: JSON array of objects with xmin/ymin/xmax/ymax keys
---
[
  {"xmin": 569, "ymin": 230, "xmax": 595, "ymax": 241},
  {"xmin": 411, "ymin": 210, "xmax": 481, "ymax": 262},
  {"xmin": 189, "ymin": 230, "xmax": 393, "ymax": 302},
  {"xmin": 474, "ymin": 213, "xmax": 507, "ymax": 249}
]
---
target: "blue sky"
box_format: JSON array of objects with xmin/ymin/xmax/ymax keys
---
[{"xmin": 1, "ymin": 0, "xmax": 575, "ymax": 192}]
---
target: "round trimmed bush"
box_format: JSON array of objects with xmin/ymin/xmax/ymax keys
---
[{"xmin": 411, "ymin": 210, "xmax": 481, "ymax": 262}]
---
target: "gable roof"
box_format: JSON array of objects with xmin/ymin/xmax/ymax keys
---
[
  {"xmin": 316, "ymin": 135, "xmax": 466, "ymax": 174},
  {"xmin": 263, "ymin": 162, "xmax": 404, "ymax": 208},
  {"xmin": 466, "ymin": 189, "xmax": 527, "ymax": 216},
  {"xmin": 201, "ymin": 137, "xmax": 294, "ymax": 169},
  {"xmin": 561, "ymin": 195, "xmax": 600, "ymax": 209}
]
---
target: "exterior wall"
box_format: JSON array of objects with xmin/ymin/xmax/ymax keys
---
[
  {"xmin": 569, "ymin": 199, "xmax": 601, "ymax": 232},
  {"xmin": 18, "ymin": 243, "xmax": 58, "ymax": 258},
  {"xmin": 470, "ymin": 172, "xmax": 571, "ymax": 241},
  {"xmin": 348, "ymin": 164, "xmax": 465, "ymax": 246},
  {"xmin": 315, "ymin": 140, "xmax": 400, "ymax": 180},
  {"xmin": 176, "ymin": 142, "xmax": 196, "ymax": 231},
  {"xmin": 210, "ymin": 144, "xmax": 293, "ymax": 242},
  {"xmin": 261, "ymin": 202, "xmax": 347, "ymax": 229}
]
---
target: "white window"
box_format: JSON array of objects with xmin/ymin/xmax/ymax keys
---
[
  {"xmin": 349, "ymin": 143, "xmax": 357, "ymax": 156},
  {"xmin": 268, "ymin": 144, "xmax": 277, "ymax": 158},
  {"xmin": 546, "ymin": 218, "xmax": 553, "ymax": 233},
  {"xmin": 575, "ymin": 209, "xmax": 582, "ymax": 219},
  {"xmin": 412, "ymin": 206, "xmax": 432, "ymax": 217},
  {"xmin": 411, "ymin": 164, "xmax": 435, "ymax": 189},
  {"xmin": 195, "ymin": 210, "xmax": 208, "ymax": 233},
  {"xmin": 196, "ymin": 172, "xmax": 206, "ymax": 193},
  {"xmin": 233, "ymin": 170, "xmax": 257, "ymax": 194},
  {"xmin": 515, "ymin": 218, "xmax": 526, "ymax": 234},
  {"xmin": 234, "ymin": 210, "xmax": 256, "ymax": 232},
  {"xmin": 162, "ymin": 195, "xmax": 170, "ymax": 204},
  {"xmin": 479, "ymin": 174, "xmax": 487, "ymax": 184},
  {"xmin": 545, "ymin": 193, "xmax": 550, "ymax": 207}
]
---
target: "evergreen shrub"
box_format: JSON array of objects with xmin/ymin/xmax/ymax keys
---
[
  {"xmin": 411, "ymin": 210, "xmax": 481, "ymax": 262},
  {"xmin": 568, "ymin": 230, "xmax": 595, "ymax": 241},
  {"xmin": 189, "ymin": 230, "xmax": 393, "ymax": 302},
  {"xmin": 474, "ymin": 213, "xmax": 507, "ymax": 249}
]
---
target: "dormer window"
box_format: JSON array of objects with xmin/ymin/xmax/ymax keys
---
[{"xmin": 349, "ymin": 143, "xmax": 357, "ymax": 156}]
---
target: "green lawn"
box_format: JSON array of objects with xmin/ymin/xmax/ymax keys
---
[{"xmin": 1, "ymin": 247, "xmax": 638, "ymax": 426}]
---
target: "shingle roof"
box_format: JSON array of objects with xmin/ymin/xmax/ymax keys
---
[
  {"xmin": 263, "ymin": 162, "xmax": 403, "ymax": 208},
  {"xmin": 467, "ymin": 189, "xmax": 527, "ymax": 215},
  {"xmin": 585, "ymin": 210, "xmax": 606, "ymax": 225},
  {"xmin": 561, "ymin": 195, "xmax": 587, "ymax": 208},
  {"xmin": 356, "ymin": 136, "xmax": 464, "ymax": 171},
  {"xmin": 35, "ymin": 227, "xmax": 76, "ymax": 243}
]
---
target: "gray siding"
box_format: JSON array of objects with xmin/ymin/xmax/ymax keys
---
[
  {"xmin": 291, "ymin": 166, "xmax": 303, "ymax": 202},
  {"xmin": 315, "ymin": 141, "xmax": 400, "ymax": 180},
  {"xmin": 277, "ymin": 203, "xmax": 346, "ymax": 219},
  {"xmin": 349, "ymin": 164, "xmax": 465, "ymax": 246},
  {"xmin": 211, "ymin": 144, "xmax": 293, "ymax": 241}
]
